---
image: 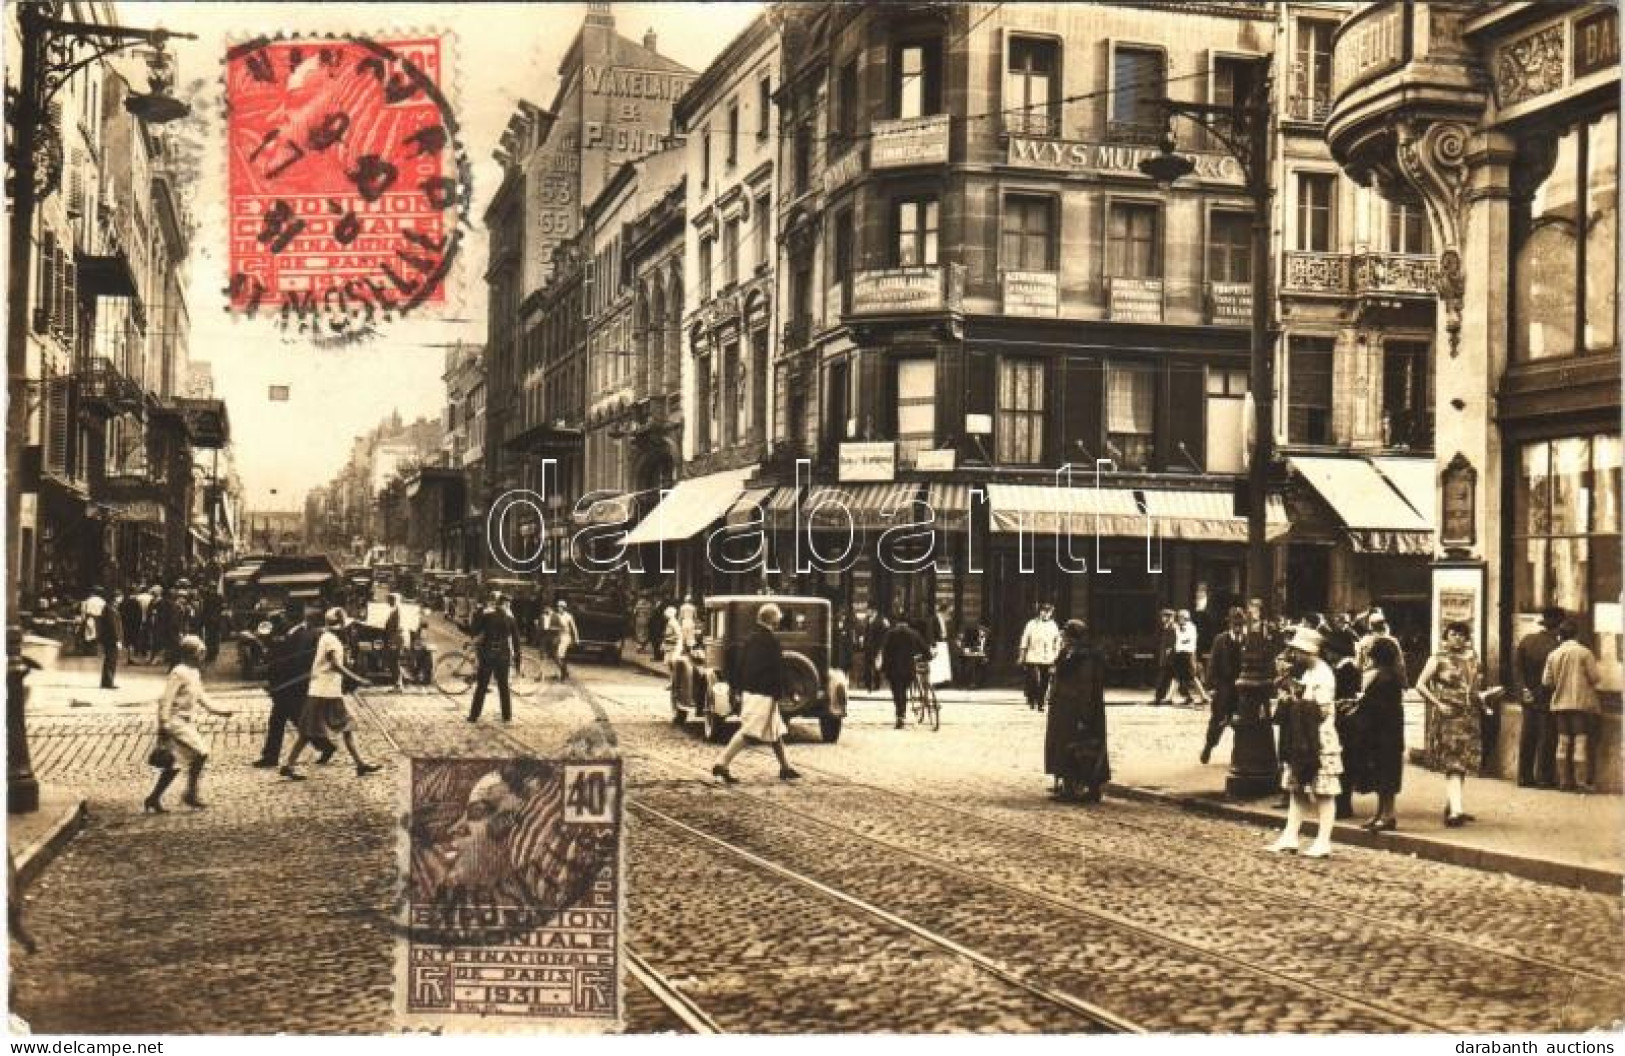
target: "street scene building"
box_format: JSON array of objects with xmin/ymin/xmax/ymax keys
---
[{"xmin": 6, "ymin": 0, "xmax": 1623, "ymax": 1039}]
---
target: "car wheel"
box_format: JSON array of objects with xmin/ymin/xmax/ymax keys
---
[{"xmin": 818, "ymin": 716, "xmax": 843, "ymax": 744}]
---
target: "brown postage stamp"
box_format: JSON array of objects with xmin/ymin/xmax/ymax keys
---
[{"xmin": 396, "ymin": 757, "xmax": 623, "ymax": 1033}]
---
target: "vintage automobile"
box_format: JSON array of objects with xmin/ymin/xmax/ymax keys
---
[
  {"xmin": 669, "ymin": 595, "xmax": 848, "ymax": 744},
  {"xmin": 550, "ymin": 581, "xmax": 629, "ymax": 661},
  {"xmin": 229, "ymin": 555, "xmax": 342, "ymax": 677}
]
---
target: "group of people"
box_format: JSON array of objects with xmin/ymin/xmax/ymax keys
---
[{"xmin": 64, "ymin": 581, "xmax": 226, "ymax": 692}]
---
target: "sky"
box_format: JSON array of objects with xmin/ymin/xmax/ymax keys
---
[{"xmin": 149, "ymin": 2, "xmax": 762, "ymax": 510}]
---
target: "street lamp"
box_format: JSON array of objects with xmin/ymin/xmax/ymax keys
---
[
  {"xmin": 1139, "ymin": 56, "xmax": 1279, "ymax": 798},
  {"xmin": 6, "ymin": 5, "xmax": 196, "ymax": 814}
]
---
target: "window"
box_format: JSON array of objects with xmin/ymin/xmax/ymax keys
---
[
  {"xmin": 758, "ymin": 76, "xmax": 772, "ymax": 139},
  {"xmin": 1514, "ymin": 112, "xmax": 1618, "ymax": 361},
  {"xmin": 698, "ymin": 237, "xmax": 713, "ymax": 300},
  {"xmin": 695, "ymin": 350, "xmax": 714, "ymax": 453},
  {"xmin": 1108, "ymin": 202, "xmax": 1160, "ymax": 278},
  {"xmin": 1381, "ymin": 341, "xmax": 1432, "ymax": 450},
  {"xmin": 1293, "ymin": 20, "xmax": 1335, "ymax": 121},
  {"xmin": 793, "ymin": 124, "xmax": 812, "ymax": 195},
  {"xmin": 754, "ymin": 193, "xmax": 771, "ymax": 272},
  {"xmin": 1514, "ymin": 435, "xmax": 1623, "ymax": 690},
  {"xmin": 790, "ymin": 253, "xmax": 812, "ymax": 330},
  {"xmin": 1006, "ymin": 37, "xmax": 1059, "ymax": 137},
  {"xmin": 833, "ymin": 208, "xmax": 855, "ymax": 312},
  {"xmin": 721, "ymin": 340, "xmax": 741, "ymax": 446},
  {"xmin": 723, "ymin": 219, "xmax": 740, "ymax": 287},
  {"xmin": 1295, "ymin": 173, "xmax": 1335, "ymax": 251},
  {"xmin": 1385, "ymin": 199, "xmax": 1432, "ymax": 254},
  {"xmin": 997, "ymin": 359, "xmax": 1046, "ymax": 464},
  {"xmin": 1210, "ymin": 56, "xmax": 1257, "ymax": 148},
  {"xmin": 1287, "ymin": 336, "xmax": 1334, "ymax": 444},
  {"xmin": 1205, "ymin": 367, "xmax": 1249, "ymax": 473},
  {"xmin": 1208, "ymin": 210, "xmax": 1252, "ymax": 283},
  {"xmin": 894, "ymin": 197, "xmax": 939, "ymax": 267},
  {"xmin": 1106, "ymin": 364, "xmax": 1155, "ymax": 471},
  {"xmin": 1001, "ymin": 195, "xmax": 1055, "ymax": 272},
  {"xmin": 700, "ymin": 126, "xmax": 711, "ymax": 189},
  {"xmin": 895, "ymin": 358, "xmax": 936, "ymax": 465},
  {"xmin": 726, "ymin": 102, "xmax": 739, "ymax": 166},
  {"xmin": 1110, "ymin": 45, "xmax": 1164, "ymax": 144},
  {"xmin": 836, "ymin": 60, "xmax": 859, "ymax": 149},
  {"xmin": 892, "ymin": 40, "xmax": 942, "ymax": 119}
]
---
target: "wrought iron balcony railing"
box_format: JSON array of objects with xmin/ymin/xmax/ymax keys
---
[{"xmin": 75, "ymin": 356, "xmax": 145, "ymax": 418}]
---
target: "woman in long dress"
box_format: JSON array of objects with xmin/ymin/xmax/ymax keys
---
[
  {"xmin": 1045, "ymin": 619, "xmax": 1110, "ymax": 803},
  {"xmin": 1415, "ymin": 621, "xmax": 1483, "ymax": 827},
  {"xmin": 145, "ymin": 635, "xmax": 234, "ymax": 812}
]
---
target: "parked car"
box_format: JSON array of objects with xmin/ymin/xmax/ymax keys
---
[{"xmin": 669, "ymin": 595, "xmax": 849, "ymax": 744}]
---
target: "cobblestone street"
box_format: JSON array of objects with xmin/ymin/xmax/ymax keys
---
[{"xmin": 9, "ymin": 620, "xmax": 1624, "ymax": 1034}]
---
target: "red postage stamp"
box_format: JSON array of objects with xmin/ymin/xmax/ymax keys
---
[
  {"xmin": 225, "ymin": 35, "xmax": 467, "ymax": 328},
  {"xmin": 396, "ymin": 757, "xmax": 624, "ymax": 1033}
]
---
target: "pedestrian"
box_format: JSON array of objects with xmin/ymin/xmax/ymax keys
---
[
  {"xmin": 1151, "ymin": 609, "xmax": 1178, "ymax": 705},
  {"xmin": 928, "ymin": 600, "xmax": 954, "ymax": 688},
  {"xmin": 551, "ymin": 599, "xmax": 579, "ymax": 680},
  {"xmin": 132, "ymin": 584, "xmax": 155, "ymax": 661},
  {"xmin": 281, "ymin": 608, "xmax": 380, "ymax": 779},
  {"xmin": 256, "ymin": 607, "xmax": 331, "ymax": 769},
  {"xmin": 1265, "ymin": 626, "xmax": 1341, "ymax": 859},
  {"xmin": 1172, "ymin": 609, "xmax": 1211, "ymax": 706},
  {"xmin": 678, "ymin": 593, "xmax": 699, "ymax": 652},
  {"xmin": 861, "ymin": 607, "xmax": 889, "ymax": 692},
  {"xmin": 1201, "ymin": 606, "xmax": 1247, "ymax": 764},
  {"xmin": 1045, "ymin": 619, "xmax": 1110, "ymax": 803},
  {"xmin": 1018, "ymin": 603, "xmax": 1060, "ymax": 711},
  {"xmin": 200, "ymin": 586, "xmax": 224, "ymax": 666},
  {"xmin": 1414, "ymin": 620, "xmax": 1484, "ymax": 827},
  {"xmin": 1513, "ymin": 607, "xmax": 1564, "ymax": 788},
  {"xmin": 118, "ymin": 587, "xmax": 144, "ymax": 666},
  {"xmin": 96, "ymin": 587, "xmax": 122, "ymax": 690},
  {"xmin": 649, "ymin": 600, "xmax": 670, "ymax": 663},
  {"xmin": 1324, "ymin": 624, "xmax": 1363, "ymax": 821},
  {"xmin": 660, "ymin": 605, "xmax": 682, "ymax": 666},
  {"xmin": 467, "ymin": 591, "xmax": 524, "ymax": 722},
  {"xmin": 145, "ymin": 635, "xmax": 235, "ymax": 812},
  {"xmin": 711, "ymin": 602, "xmax": 801, "ymax": 784},
  {"xmin": 1354, "ymin": 636, "xmax": 1405, "ymax": 831},
  {"xmin": 1356, "ymin": 608, "xmax": 1408, "ymax": 688},
  {"xmin": 880, "ymin": 609, "xmax": 930, "ymax": 730},
  {"xmin": 1543, "ymin": 618, "xmax": 1603, "ymax": 794},
  {"xmin": 633, "ymin": 593, "xmax": 652, "ymax": 656},
  {"xmin": 383, "ymin": 593, "xmax": 407, "ymax": 690},
  {"xmin": 959, "ymin": 617, "xmax": 991, "ymax": 690}
]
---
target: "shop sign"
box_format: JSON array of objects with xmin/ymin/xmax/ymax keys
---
[
  {"xmin": 1002, "ymin": 270, "xmax": 1059, "ymax": 317},
  {"xmin": 871, "ymin": 114, "xmax": 950, "ymax": 169},
  {"xmin": 1439, "ymin": 452, "xmax": 1476, "ymax": 553},
  {"xmin": 914, "ymin": 449, "xmax": 956, "ymax": 472},
  {"xmin": 824, "ymin": 282, "xmax": 845, "ymax": 325},
  {"xmin": 839, "ymin": 442, "xmax": 896, "ymax": 483},
  {"xmin": 113, "ymin": 499, "xmax": 167, "ymax": 525},
  {"xmin": 1107, "ymin": 277, "xmax": 1164, "ymax": 323},
  {"xmin": 1006, "ymin": 137, "xmax": 1242, "ymax": 185},
  {"xmin": 1574, "ymin": 8, "xmax": 1619, "ymax": 80},
  {"xmin": 1207, "ymin": 281, "xmax": 1252, "ymax": 324},
  {"xmin": 823, "ymin": 146, "xmax": 865, "ymax": 194},
  {"xmin": 1332, "ymin": 3, "xmax": 1405, "ymax": 99},
  {"xmin": 851, "ymin": 267, "xmax": 946, "ymax": 314}
]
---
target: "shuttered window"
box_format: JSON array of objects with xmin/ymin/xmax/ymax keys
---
[{"xmin": 1111, "ymin": 46, "xmax": 1164, "ymax": 144}]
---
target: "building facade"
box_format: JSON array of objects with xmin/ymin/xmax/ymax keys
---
[{"xmin": 1326, "ymin": 0, "xmax": 1621, "ymax": 783}]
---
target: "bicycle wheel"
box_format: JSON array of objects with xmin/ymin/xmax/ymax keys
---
[
  {"xmin": 925, "ymin": 685, "xmax": 940, "ymax": 731},
  {"xmin": 909, "ymin": 678, "xmax": 925, "ymax": 725},
  {"xmin": 433, "ymin": 652, "xmax": 477, "ymax": 697}
]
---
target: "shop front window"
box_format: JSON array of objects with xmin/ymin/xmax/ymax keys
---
[
  {"xmin": 996, "ymin": 358, "xmax": 1046, "ymax": 465},
  {"xmin": 1106, "ymin": 363, "xmax": 1155, "ymax": 471},
  {"xmin": 1514, "ymin": 434, "xmax": 1623, "ymax": 690},
  {"xmin": 895, "ymin": 358, "xmax": 936, "ymax": 467}
]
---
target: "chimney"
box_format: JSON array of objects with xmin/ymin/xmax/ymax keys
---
[{"xmin": 643, "ymin": 28, "xmax": 657, "ymax": 54}]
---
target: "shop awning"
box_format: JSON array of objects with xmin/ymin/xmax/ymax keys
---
[
  {"xmin": 256, "ymin": 571, "xmax": 335, "ymax": 587},
  {"xmin": 1141, "ymin": 489, "xmax": 1290, "ymax": 543},
  {"xmin": 572, "ymin": 491, "xmax": 642, "ymax": 526},
  {"xmin": 986, "ymin": 484, "xmax": 1147, "ymax": 536},
  {"xmin": 925, "ymin": 483, "xmax": 974, "ymax": 533},
  {"xmin": 223, "ymin": 563, "xmax": 263, "ymax": 583},
  {"xmin": 725, "ymin": 487, "xmax": 776, "ymax": 527},
  {"xmin": 803, "ymin": 483, "xmax": 923, "ymax": 532},
  {"xmin": 1289, "ymin": 456, "xmax": 1434, "ymax": 555},
  {"xmin": 624, "ymin": 467, "xmax": 754, "ymax": 545},
  {"xmin": 1368, "ymin": 457, "xmax": 1436, "ymax": 528}
]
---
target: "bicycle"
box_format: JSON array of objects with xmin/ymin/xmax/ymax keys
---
[
  {"xmin": 908, "ymin": 658, "xmax": 940, "ymax": 731},
  {"xmin": 433, "ymin": 642, "xmax": 540, "ymax": 701}
]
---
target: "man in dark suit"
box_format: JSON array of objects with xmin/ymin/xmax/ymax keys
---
[
  {"xmin": 256, "ymin": 606, "xmax": 331, "ymax": 768},
  {"xmin": 1151, "ymin": 609, "xmax": 1178, "ymax": 704},
  {"xmin": 118, "ymin": 587, "xmax": 144, "ymax": 666},
  {"xmin": 861, "ymin": 607, "xmax": 889, "ymax": 692},
  {"xmin": 1512, "ymin": 607, "xmax": 1564, "ymax": 788},
  {"xmin": 880, "ymin": 610, "xmax": 929, "ymax": 730},
  {"xmin": 469, "ymin": 591, "xmax": 524, "ymax": 723},
  {"xmin": 96, "ymin": 587, "xmax": 123, "ymax": 689},
  {"xmin": 1201, "ymin": 606, "xmax": 1247, "ymax": 764}
]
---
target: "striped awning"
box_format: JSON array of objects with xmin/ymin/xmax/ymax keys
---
[
  {"xmin": 925, "ymin": 483, "xmax": 974, "ymax": 533},
  {"xmin": 1289, "ymin": 456, "xmax": 1433, "ymax": 555},
  {"xmin": 1140, "ymin": 489, "xmax": 1291, "ymax": 543},
  {"xmin": 986, "ymin": 484, "xmax": 1147, "ymax": 536},
  {"xmin": 624, "ymin": 467, "xmax": 754, "ymax": 545},
  {"xmin": 725, "ymin": 488, "xmax": 776, "ymax": 527},
  {"xmin": 803, "ymin": 483, "xmax": 923, "ymax": 532}
]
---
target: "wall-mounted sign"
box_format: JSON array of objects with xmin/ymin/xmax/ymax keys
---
[
  {"xmin": 871, "ymin": 114, "xmax": 950, "ymax": 169},
  {"xmin": 1332, "ymin": 3, "xmax": 1406, "ymax": 99},
  {"xmin": 1207, "ymin": 281, "xmax": 1252, "ymax": 324},
  {"xmin": 964, "ymin": 413, "xmax": 993, "ymax": 435},
  {"xmin": 1439, "ymin": 452, "xmax": 1477, "ymax": 554},
  {"xmin": 823, "ymin": 146, "xmax": 865, "ymax": 195},
  {"xmin": 914, "ymin": 449, "xmax": 956, "ymax": 472},
  {"xmin": 851, "ymin": 267, "xmax": 947, "ymax": 314},
  {"xmin": 1431, "ymin": 563, "xmax": 1485, "ymax": 671},
  {"xmin": 1107, "ymin": 277, "xmax": 1164, "ymax": 323},
  {"xmin": 839, "ymin": 441, "xmax": 896, "ymax": 482},
  {"xmin": 113, "ymin": 500, "xmax": 167, "ymax": 525},
  {"xmin": 1006, "ymin": 137, "xmax": 1243, "ymax": 185},
  {"xmin": 1574, "ymin": 8, "xmax": 1619, "ymax": 80},
  {"xmin": 1002, "ymin": 270, "xmax": 1059, "ymax": 317}
]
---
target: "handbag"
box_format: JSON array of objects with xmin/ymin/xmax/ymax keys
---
[{"xmin": 147, "ymin": 730, "xmax": 175, "ymax": 770}]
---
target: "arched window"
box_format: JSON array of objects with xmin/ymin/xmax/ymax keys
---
[{"xmin": 665, "ymin": 266, "xmax": 683, "ymax": 393}]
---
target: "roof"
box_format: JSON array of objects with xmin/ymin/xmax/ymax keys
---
[{"xmin": 673, "ymin": 11, "xmax": 776, "ymax": 128}]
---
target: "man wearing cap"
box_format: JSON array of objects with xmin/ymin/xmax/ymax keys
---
[
  {"xmin": 1512, "ymin": 607, "xmax": 1564, "ymax": 788},
  {"xmin": 1018, "ymin": 603, "xmax": 1061, "ymax": 711},
  {"xmin": 469, "ymin": 591, "xmax": 524, "ymax": 723},
  {"xmin": 94, "ymin": 586, "xmax": 123, "ymax": 690},
  {"xmin": 1543, "ymin": 618, "xmax": 1604, "ymax": 793},
  {"xmin": 711, "ymin": 602, "xmax": 800, "ymax": 784}
]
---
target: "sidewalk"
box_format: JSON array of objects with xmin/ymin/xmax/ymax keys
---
[{"xmin": 625, "ymin": 647, "xmax": 1622, "ymax": 891}]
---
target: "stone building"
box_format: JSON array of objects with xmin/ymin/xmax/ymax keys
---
[{"xmin": 1326, "ymin": 0, "xmax": 1620, "ymax": 784}]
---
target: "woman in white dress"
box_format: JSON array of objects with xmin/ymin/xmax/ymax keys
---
[{"xmin": 145, "ymin": 636, "xmax": 234, "ymax": 812}]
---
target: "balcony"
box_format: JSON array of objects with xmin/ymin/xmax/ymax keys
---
[
  {"xmin": 1105, "ymin": 120, "xmax": 1162, "ymax": 147},
  {"xmin": 1004, "ymin": 109, "xmax": 1061, "ymax": 139},
  {"xmin": 76, "ymin": 356, "xmax": 145, "ymax": 418},
  {"xmin": 1282, "ymin": 251, "xmax": 1439, "ymax": 300},
  {"xmin": 782, "ymin": 315, "xmax": 812, "ymax": 351},
  {"xmin": 849, "ymin": 265, "xmax": 964, "ymax": 317}
]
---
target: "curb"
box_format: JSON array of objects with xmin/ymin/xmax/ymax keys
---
[
  {"xmin": 1105, "ymin": 783, "xmax": 1621, "ymax": 895},
  {"xmin": 12, "ymin": 798, "xmax": 89, "ymax": 891}
]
